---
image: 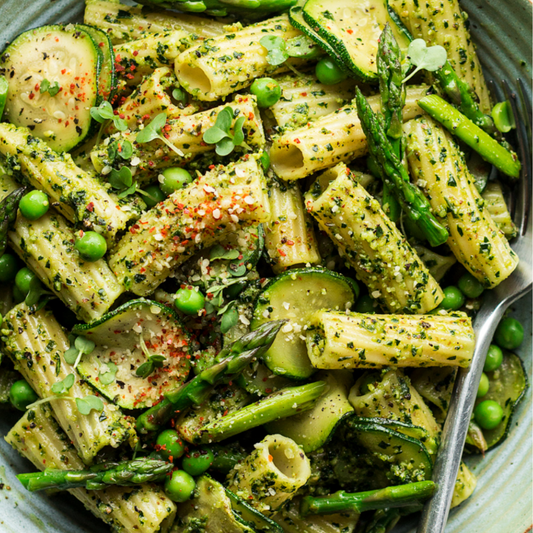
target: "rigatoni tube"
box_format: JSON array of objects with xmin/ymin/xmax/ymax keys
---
[
  {"xmin": 6, "ymin": 406, "xmax": 176, "ymax": 533},
  {"xmin": 227, "ymin": 434, "xmax": 311, "ymax": 515},
  {"xmin": 2, "ymin": 304, "xmax": 137, "ymax": 465},
  {"xmin": 404, "ymin": 116, "xmax": 518, "ymax": 288},
  {"xmin": 0, "ymin": 123, "xmax": 131, "ymax": 242},
  {"xmin": 270, "ymin": 85, "xmax": 428, "ymax": 181},
  {"xmin": 306, "ymin": 310, "xmax": 475, "ymax": 369},
  {"xmin": 305, "ymin": 163, "xmax": 443, "ymax": 314},
  {"xmin": 265, "ymin": 180, "xmax": 321, "ymax": 273},
  {"xmin": 109, "ymin": 155, "xmax": 271, "ymax": 296},
  {"xmin": 175, "ymin": 15, "xmax": 304, "ymax": 102}
]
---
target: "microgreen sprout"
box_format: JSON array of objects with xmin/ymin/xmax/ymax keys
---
[
  {"xmin": 135, "ymin": 335, "xmax": 166, "ymax": 378},
  {"xmin": 90, "ymin": 101, "xmax": 128, "ymax": 131},
  {"xmin": 402, "ymin": 39, "xmax": 447, "ymax": 84},
  {"xmin": 135, "ymin": 112, "xmax": 184, "ymax": 157},
  {"xmin": 25, "ymin": 276, "xmax": 54, "ymax": 311},
  {"xmin": 40, "ymin": 79, "xmax": 60, "ymax": 97},
  {"xmin": 51, "ymin": 373, "xmax": 75, "ymax": 395},
  {"xmin": 99, "ymin": 362, "xmax": 118, "ymax": 385},
  {"xmin": 64, "ymin": 335, "xmax": 96, "ymax": 369},
  {"xmin": 260, "ymin": 35, "xmax": 290, "ymax": 66},
  {"xmin": 203, "ymin": 107, "xmax": 247, "ymax": 156}
]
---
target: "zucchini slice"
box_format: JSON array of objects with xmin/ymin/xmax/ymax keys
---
[
  {"xmin": 266, "ymin": 370, "xmax": 353, "ymax": 452},
  {"xmin": 72, "ymin": 298, "xmax": 190, "ymax": 409},
  {"xmin": 345, "ymin": 418, "xmax": 433, "ymax": 483},
  {"xmin": 302, "ymin": 0, "xmax": 410, "ymax": 81},
  {"xmin": 237, "ymin": 361, "xmax": 297, "ymax": 397},
  {"xmin": 0, "ymin": 25, "xmax": 101, "ymax": 152},
  {"xmin": 251, "ymin": 267, "xmax": 358, "ymax": 380},
  {"xmin": 473, "ymin": 351, "xmax": 527, "ymax": 450}
]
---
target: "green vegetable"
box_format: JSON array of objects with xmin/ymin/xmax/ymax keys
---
[
  {"xmin": 156, "ymin": 429, "xmax": 186, "ymax": 461},
  {"xmin": 108, "ymin": 166, "xmax": 136, "ymax": 197},
  {"xmin": 19, "ymin": 190, "xmax": 49, "ymax": 221},
  {"xmin": 355, "ymin": 87, "xmax": 449, "ymax": 247},
  {"xmin": 300, "ymin": 481, "xmax": 436, "ymax": 516},
  {"xmin": 175, "ymin": 287, "xmax": 205, "ymax": 315},
  {"xmin": 75, "ymin": 231, "xmax": 107, "ymax": 262},
  {"xmin": 403, "ymin": 39, "xmax": 447, "ymax": 83},
  {"xmin": 0, "ymin": 76, "xmax": 8, "ymax": 118},
  {"xmin": 160, "ymin": 167, "xmax": 193, "ymax": 195},
  {"xmin": 494, "ymin": 317, "xmax": 524, "ymax": 350},
  {"xmin": 492, "ymin": 101, "xmax": 516, "ymax": 133},
  {"xmin": 64, "ymin": 336, "xmax": 96, "ymax": 369},
  {"xmin": 285, "ymin": 34, "xmax": 323, "ymax": 59},
  {"xmin": 17, "ymin": 459, "xmax": 173, "ymax": 492},
  {"xmin": 203, "ymin": 107, "xmax": 247, "ymax": 157},
  {"xmin": 0, "ymin": 253, "xmax": 18, "ymax": 282},
  {"xmin": 440, "ymin": 286, "xmax": 465, "ymax": 310},
  {"xmin": 0, "ymin": 186, "xmax": 26, "ymax": 258},
  {"xmin": 164, "ymin": 470, "xmax": 196, "ymax": 503},
  {"xmin": 484, "ymin": 344, "xmax": 503, "ymax": 372},
  {"xmin": 315, "ymin": 57, "xmax": 348, "ymax": 85},
  {"xmin": 51, "ymin": 374, "xmax": 75, "ymax": 396},
  {"xmin": 9, "ymin": 379, "xmax": 38, "ymax": 411},
  {"xmin": 98, "ymin": 362, "xmax": 118, "ymax": 386},
  {"xmin": 474, "ymin": 400, "xmax": 504, "ymax": 430},
  {"xmin": 250, "ymin": 78, "xmax": 282, "ymax": 108},
  {"xmin": 75, "ymin": 395, "xmax": 104, "ymax": 416},
  {"xmin": 136, "ymin": 112, "xmax": 184, "ymax": 157},
  {"xmin": 39, "ymin": 79, "xmax": 60, "ymax": 97},
  {"xmin": 141, "ymin": 184, "xmax": 166, "ymax": 208},
  {"xmin": 260, "ymin": 35, "xmax": 290, "ymax": 66},
  {"xmin": 135, "ymin": 336, "xmax": 166, "ymax": 378},
  {"xmin": 477, "ymin": 373, "xmax": 490, "ymax": 398},
  {"xmin": 24, "ymin": 276, "xmax": 52, "ymax": 310},
  {"xmin": 15, "ymin": 267, "xmax": 37, "ymax": 295},
  {"xmin": 136, "ymin": 320, "xmax": 286, "ymax": 433},
  {"xmin": 192, "ymin": 381, "xmax": 327, "ymax": 444},
  {"xmin": 182, "ymin": 448, "xmax": 214, "ymax": 476},
  {"xmin": 90, "ymin": 100, "xmax": 127, "ymax": 131},
  {"xmin": 418, "ymin": 94, "xmax": 521, "ymax": 179},
  {"xmin": 458, "ymin": 273, "xmax": 485, "ymax": 299}
]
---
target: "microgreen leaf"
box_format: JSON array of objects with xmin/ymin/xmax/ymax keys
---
[
  {"xmin": 136, "ymin": 113, "xmax": 184, "ymax": 157},
  {"xmin": 203, "ymin": 127, "xmax": 229, "ymax": 145},
  {"xmin": 76, "ymin": 395, "xmax": 104, "ymax": 415},
  {"xmin": 75, "ymin": 336, "xmax": 95, "ymax": 355},
  {"xmin": 90, "ymin": 101, "xmax": 115, "ymax": 123},
  {"xmin": 64, "ymin": 346, "xmax": 79, "ymax": 365},
  {"xmin": 216, "ymin": 136, "xmax": 236, "ymax": 156},
  {"xmin": 99, "ymin": 362, "xmax": 118, "ymax": 385},
  {"xmin": 40, "ymin": 79, "xmax": 50, "ymax": 94},
  {"xmin": 51, "ymin": 373, "xmax": 75, "ymax": 395},
  {"xmin": 40, "ymin": 79, "xmax": 60, "ymax": 96},
  {"xmin": 403, "ymin": 39, "xmax": 447, "ymax": 83},
  {"xmin": 229, "ymin": 261, "xmax": 247, "ymax": 277},
  {"xmin": 285, "ymin": 35, "xmax": 321, "ymax": 59},
  {"xmin": 25, "ymin": 277, "xmax": 52, "ymax": 308},
  {"xmin": 232, "ymin": 116, "xmax": 246, "ymax": 147},
  {"xmin": 220, "ymin": 305, "xmax": 239, "ymax": 334},
  {"xmin": 117, "ymin": 182, "xmax": 138, "ymax": 199},
  {"xmin": 113, "ymin": 117, "xmax": 128, "ymax": 131},
  {"xmin": 260, "ymin": 35, "xmax": 289, "ymax": 66},
  {"xmin": 136, "ymin": 354, "xmax": 166, "ymax": 378},
  {"xmin": 214, "ymin": 107, "xmax": 233, "ymax": 133},
  {"xmin": 209, "ymin": 244, "xmax": 240, "ymax": 261},
  {"xmin": 109, "ymin": 166, "xmax": 133, "ymax": 190},
  {"xmin": 118, "ymin": 140, "xmax": 133, "ymax": 160},
  {"xmin": 172, "ymin": 87, "xmax": 188, "ymax": 105}
]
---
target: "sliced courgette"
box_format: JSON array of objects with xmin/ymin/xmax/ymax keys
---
[
  {"xmin": 302, "ymin": 0, "xmax": 410, "ymax": 81},
  {"xmin": 72, "ymin": 298, "xmax": 190, "ymax": 409},
  {"xmin": 237, "ymin": 361, "xmax": 297, "ymax": 397},
  {"xmin": 0, "ymin": 25, "xmax": 101, "ymax": 152},
  {"xmin": 266, "ymin": 370, "xmax": 353, "ymax": 452},
  {"xmin": 225, "ymin": 488, "xmax": 284, "ymax": 533},
  {"xmin": 473, "ymin": 351, "xmax": 527, "ymax": 450},
  {"xmin": 345, "ymin": 418, "xmax": 433, "ymax": 483},
  {"xmin": 77, "ymin": 24, "xmax": 116, "ymax": 104},
  {"xmin": 251, "ymin": 267, "xmax": 358, "ymax": 379}
]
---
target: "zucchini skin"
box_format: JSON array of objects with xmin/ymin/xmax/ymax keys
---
[{"xmin": 305, "ymin": 163, "xmax": 443, "ymax": 314}]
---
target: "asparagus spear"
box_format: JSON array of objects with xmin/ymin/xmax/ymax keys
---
[
  {"xmin": 0, "ymin": 186, "xmax": 26, "ymax": 257},
  {"xmin": 17, "ymin": 458, "xmax": 172, "ymax": 492},
  {"xmin": 355, "ymin": 87, "xmax": 449, "ymax": 247},
  {"xmin": 136, "ymin": 0, "xmax": 297, "ymax": 17},
  {"xmin": 136, "ymin": 320, "xmax": 286, "ymax": 434},
  {"xmin": 192, "ymin": 381, "xmax": 327, "ymax": 444},
  {"xmin": 418, "ymin": 94, "xmax": 521, "ymax": 179},
  {"xmin": 300, "ymin": 481, "xmax": 435, "ymax": 517}
]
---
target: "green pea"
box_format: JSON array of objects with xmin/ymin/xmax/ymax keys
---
[
  {"xmin": 160, "ymin": 167, "xmax": 193, "ymax": 195},
  {"xmin": 494, "ymin": 317, "xmax": 524, "ymax": 350},
  {"xmin": 156, "ymin": 429, "xmax": 186, "ymax": 461},
  {"xmin": 19, "ymin": 190, "xmax": 49, "ymax": 221},
  {"xmin": 175, "ymin": 288, "xmax": 205, "ymax": 315},
  {"xmin": 354, "ymin": 294, "xmax": 376, "ymax": 314},
  {"xmin": 15, "ymin": 267, "xmax": 37, "ymax": 295},
  {"xmin": 75, "ymin": 232, "xmax": 107, "ymax": 262},
  {"xmin": 0, "ymin": 253, "xmax": 18, "ymax": 282},
  {"xmin": 9, "ymin": 379, "xmax": 38, "ymax": 411},
  {"xmin": 440, "ymin": 286, "xmax": 465, "ymax": 310},
  {"xmin": 142, "ymin": 184, "xmax": 166, "ymax": 208},
  {"xmin": 484, "ymin": 344, "xmax": 503, "ymax": 372},
  {"xmin": 474, "ymin": 400, "xmax": 504, "ymax": 430},
  {"xmin": 477, "ymin": 373, "xmax": 490, "ymax": 398},
  {"xmin": 164, "ymin": 470, "xmax": 196, "ymax": 503},
  {"xmin": 315, "ymin": 57, "xmax": 348, "ymax": 85},
  {"xmin": 457, "ymin": 273, "xmax": 485, "ymax": 299},
  {"xmin": 182, "ymin": 448, "xmax": 214, "ymax": 476},
  {"xmin": 491, "ymin": 101, "xmax": 516, "ymax": 133},
  {"xmin": 250, "ymin": 77, "xmax": 282, "ymax": 108}
]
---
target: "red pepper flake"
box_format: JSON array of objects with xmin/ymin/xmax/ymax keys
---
[
  {"xmin": 347, "ymin": 29, "xmax": 353, "ymax": 34},
  {"xmin": 287, "ymin": 240, "xmax": 294, "ymax": 246},
  {"xmin": 294, "ymin": 138, "xmax": 301, "ymax": 144},
  {"xmin": 268, "ymin": 454, "xmax": 273, "ymax": 462},
  {"xmin": 28, "ymin": 92, "xmax": 35, "ymax": 100},
  {"xmin": 278, "ymin": 249, "xmax": 286, "ymax": 257},
  {"xmin": 133, "ymin": 50, "xmax": 139, "ymax": 56}
]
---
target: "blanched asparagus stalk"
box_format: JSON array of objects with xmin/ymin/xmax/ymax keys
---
[
  {"xmin": 18, "ymin": 459, "xmax": 172, "ymax": 492},
  {"xmin": 300, "ymin": 481, "xmax": 435, "ymax": 517},
  {"xmin": 355, "ymin": 87, "xmax": 449, "ymax": 247},
  {"xmin": 136, "ymin": 320, "xmax": 286, "ymax": 433},
  {"xmin": 418, "ymin": 94, "xmax": 521, "ymax": 179},
  {"xmin": 193, "ymin": 381, "xmax": 327, "ymax": 444}
]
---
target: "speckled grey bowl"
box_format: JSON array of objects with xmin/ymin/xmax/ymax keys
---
[{"xmin": 0, "ymin": 1, "xmax": 531, "ymax": 532}]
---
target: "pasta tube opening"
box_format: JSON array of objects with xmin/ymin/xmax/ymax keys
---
[
  {"xmin": 174, "ymin": 62, "xmax": 212, "ymax": 94},
  {"xmin": 270, "ymin": 144, "xmax": 305, "ymax": 176}
]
